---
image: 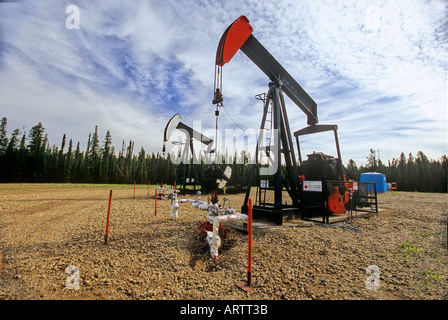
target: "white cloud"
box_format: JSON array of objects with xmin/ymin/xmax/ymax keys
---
[{"xmin": 0, "ymin": 0, "xmax": 446, "ymax": 166}]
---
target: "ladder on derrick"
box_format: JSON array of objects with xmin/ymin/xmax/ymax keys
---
[{"xmin": 255, "ymin": 93, "xmax": 272, "ymax": 207}]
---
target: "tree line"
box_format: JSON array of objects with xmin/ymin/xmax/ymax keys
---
[
  {"xmin": 0, "ymin": 118, "xmax": 252, "ymax": 186},
  {"xmin": 346, "ymin": 149, "xmax": 447, "ymax": 193},
  {"xmin": 0, "ymin": 118, "xmax": 446, "ymax": 192}
]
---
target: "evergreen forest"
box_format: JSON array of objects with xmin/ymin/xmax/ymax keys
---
[{"xmin": 0, "ymin": 118, "xmax": 446, "ymax": 193}]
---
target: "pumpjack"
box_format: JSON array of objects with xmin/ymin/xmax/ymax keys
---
[
  {"xmin": 213, "ymin": 16, "xmax": 375, "ymax": 224},
  {"xmin": 163, "ymin": 113, "xmax": 232, "ymax": 194}
]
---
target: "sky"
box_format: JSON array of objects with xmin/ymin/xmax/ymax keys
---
[{"xmin": 0, "ymin": 0, "xmax": 446, "ymax": 167}]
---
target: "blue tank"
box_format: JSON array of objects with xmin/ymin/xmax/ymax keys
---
[{"xmin": 360, "ymin": 172, "xmax": 388, "ymax": 193}]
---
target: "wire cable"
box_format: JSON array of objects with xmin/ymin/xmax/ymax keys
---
[{"xmin": 221, "ymin": 104, "xmax": 246, "ymax": 131}]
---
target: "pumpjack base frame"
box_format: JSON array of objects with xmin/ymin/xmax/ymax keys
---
[{"xmin": 251, "ymin": 205, "xmax": 301, "ymax": 225}]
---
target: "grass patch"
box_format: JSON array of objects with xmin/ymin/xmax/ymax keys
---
[
  {"xmin": 0, "ymin": 183, "xmax": 154, "ymax": 191},
  {"xmin": 421, "ymin": 268, "xmax": 445, "ymax": 288},
  {"xmin": 398, "ymin": 240, "xmax": 421, "ymax": 262}
]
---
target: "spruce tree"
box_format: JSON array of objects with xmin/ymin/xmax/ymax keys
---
[
  {"xmin": 73, "ymin": 141, "xmax": 82, "ymax": 182},
  {"xmin": 101, "ymin": 130, "xmax": 112, "ymax": 183},
  {"xmin": 65, "ymin": 139, "xmax": 73, "ymax": 182},
  {"xmin": 0, "ymin": 117, "xmax": 8, "ymax": 155},
  {"xmin": 89, "ymin": 126, "xmax": 100, "ymax": 182},
  {"xmin": 27, "ymin": 123, "xmax": 46, "ymax": 182},
  {"xmin": 56, "ymin": 134, "xmax": 66, "ymax": 182}
]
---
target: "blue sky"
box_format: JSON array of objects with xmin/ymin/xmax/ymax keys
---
[{"xmin": 0, "ymin": 0, "xmax": 446, "ymax": 166}]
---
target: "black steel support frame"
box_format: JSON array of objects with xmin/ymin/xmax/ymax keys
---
[
  {"xmin": 233, "ymin": 31, "xmax": 349, "ymax": 224},
  {"xmin": 294, "ymin": 124, "xmax": 341, "ymax": 166},
  {"xmin": 173, "ymin": 138, "xmax": 199, "ymax": 192},
  {"xmin": 354, "ymin": 182, "xmax": 379, "ymax": 214},
  {"xmin": 241, "ymin": 81, "xmax": 301, "ymax": 224},
  {"xmin": 166, "ymin": 119, "xmax": 214, "ymax": 193},
  {"xmin": 298, "ymin": 180, "xmax": 379, "ymax": 224}
]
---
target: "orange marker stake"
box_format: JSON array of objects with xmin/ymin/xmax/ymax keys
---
[
  {"xmin": 134, "ymin": 181, "xmax": 136, "ymax": 199},
  {"xmin": 104, "ymin": 190, "xmax": 113, "ymax": 244}
]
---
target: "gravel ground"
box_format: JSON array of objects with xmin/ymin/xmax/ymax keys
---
[{"xmin": 0, "ymin": 184, "xmax": 446, "ymax": 300}]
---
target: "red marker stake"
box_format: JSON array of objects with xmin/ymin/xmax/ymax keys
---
[
  {"xmin": 154, "ymin": 188, "xmax": 157, "ymax": 216},
  {"xmin": 247, "ymin": 198, "xmax": 253, "ymax": 286},
  {"xmin": 104, "ymin": 190, "xmax": 113, "ymax": 244},
  {"xmin": 236, "ymin": 198, "xmax": 254, "ymax": 292}
]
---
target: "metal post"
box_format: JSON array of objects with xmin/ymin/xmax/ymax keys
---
[
  {"xmin": 279, "ymin": 88, "xmax": 299, "ymax": 205},
  {"xmin": 374, "ymin": 184, "xmax": 378, "ymax": 214},
  {"xmin": 271, "ymin": 82, "xmax": 282, "ymax": 209}
]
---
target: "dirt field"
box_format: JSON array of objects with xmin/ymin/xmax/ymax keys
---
[{"xmin": 0, "ymin": 183, "xmax": 446, "ymax": 300}]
